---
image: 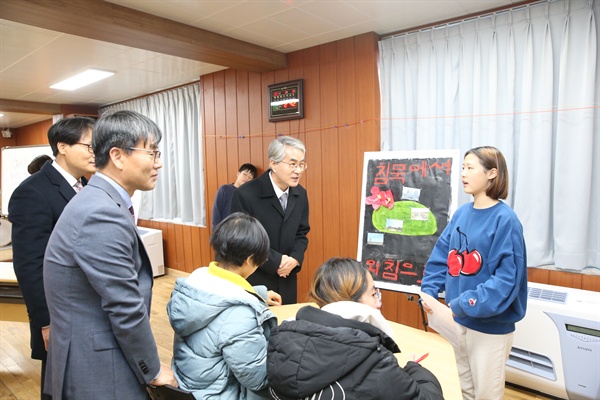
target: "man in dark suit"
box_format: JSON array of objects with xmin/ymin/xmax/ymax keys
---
[
  {"xmin": 43, "ymin": 110, "xmax": 176, "ymax": 399},
  {"xmin": 8, "ymin": 116, "xmax": 96, "ymax": 400},
  {"xmin": 231, "ymin": 136, "xmax": 310, "ymax": 304}
]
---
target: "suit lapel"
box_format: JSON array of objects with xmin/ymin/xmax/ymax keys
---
[
  {"xmin": 257, "ymin": 171, "xmax": 286, "ymax": 217},
  {"xmin": 42, "ymin": 162, "xmax": 76, "ymax": 203},
  {"xmin": 89, "ymin": 175, "xmax": 153, "ymax": 276},
  {"xmin": 281, "ymin": 187, "xmax": 299, "ymax": 221}
]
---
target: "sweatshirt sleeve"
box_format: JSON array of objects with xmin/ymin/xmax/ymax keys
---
[{"xmin": 421, "ymin": 222, "xmax": 453, "ymax": 299}]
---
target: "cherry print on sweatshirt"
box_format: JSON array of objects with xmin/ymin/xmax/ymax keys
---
[{"xmin": 446, "ymin": 227, "xmax": 482, "ymax": 277}]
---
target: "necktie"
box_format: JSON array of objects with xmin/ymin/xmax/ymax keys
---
[
  {"xmin": 74, "ymin": 180, "xmax": 83, "ymax": 193},
  {"xmin": 279, "ymin": 192, "xmax": 288, "ymax": 211},
  {"xmin": 129, "ymin": 206, "xmax": 135, "ymax": 220}
]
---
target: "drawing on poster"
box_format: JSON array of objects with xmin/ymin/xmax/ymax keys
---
[{"xmin": 357, "ymin": 150, "xmax": 460, "ymax": 294}]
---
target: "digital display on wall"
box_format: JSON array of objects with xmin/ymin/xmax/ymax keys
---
[{"xmin": 268, "ymin": 79, "xmax": 304, "ymax": 122}]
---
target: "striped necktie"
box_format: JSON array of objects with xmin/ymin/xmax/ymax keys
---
[{"xmin": 74, "ymin": 180, "xmax": 83, "ymax": 193}]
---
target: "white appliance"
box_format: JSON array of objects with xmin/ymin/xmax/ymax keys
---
[
  {"xmin": 506, "ymin": 282, "xmax": 600, "ymax": 400},
  {"xmin": 138, "ymin": 227, "xmax": 165, "ymax": 277}
]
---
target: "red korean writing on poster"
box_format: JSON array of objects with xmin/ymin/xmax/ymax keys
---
[
  {"xmin": 374, "ymin": 159, "xmax": 452, "ymax": 185},
  {"xmin": 365, "ymin": 258, "xmax": 423, "ymax": 285}
]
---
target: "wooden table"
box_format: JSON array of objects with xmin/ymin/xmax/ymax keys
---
[
  {"xmin": 0, "ymin": 245, "xmax": 12, "ymax": 262},
  {"xmin": 270, "ymin": 302, "xmax": 461, "ymax": 399},
  {"xmin": 0, "ymin": 261, "xmax": 28, "ymax": 322}
]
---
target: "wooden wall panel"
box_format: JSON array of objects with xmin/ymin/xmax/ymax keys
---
[
  {"xmin": 202, "ymin": 75, "xmax": 218, "ymax": 230},
  {"xmin": 248, "ymin": 73, "xmax": 266, "ymax": 171},
  {"xmin": 225, "ymin": 69, "xmax": 240, "ymax": 180},
  {"xmin": 236, "ymin": 71, "xmax": 251, "ymax": 170},
  {"xmin": 337, "ymin": 37, "xmax": 359, "ymax": 257},
  {"xmin": 214, "ymin": 73, "xmax": 228, "ymax": 189},
  {"xmin": 0, "ymin": 134, "xmax": 18, "ymax": 149},
  {"xmin": 297, "ymin": 46, "xmax": 324, "ymax": 302},
  {"xmin": 319, "ymin": 41, "xmax": 342, "ymax": 259},
  {"xmin": 14, "ymin": 119, "xmax": 52, "ymax": 146}
]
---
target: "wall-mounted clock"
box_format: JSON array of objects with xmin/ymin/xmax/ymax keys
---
[{"xmin": 268, "ymin": 79, "xmax": 304, "ymax": 122}]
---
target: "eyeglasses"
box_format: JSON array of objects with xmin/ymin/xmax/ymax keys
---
[
  {"xmin": 75, "ymin": 142, "xmax": 93, "ymax": 153},
  {"xmin": 279, "ymin": 160, "xmax": 308, "ymax": 171},
  {"xmin": 126, "ymin": 147, "xmax": 162, "ymax": 162},
  {"xmin": 373, "ymin": 288, "xmax": 382, "ymax": 302}
]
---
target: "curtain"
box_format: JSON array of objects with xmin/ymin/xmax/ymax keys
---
[
  {"xmin": 379, "ymin": 0, "xmax": 599, "ymax": 271},
  {"xmin": 100, "ymin": 84, "xmax": 205, "ymax": 226}
]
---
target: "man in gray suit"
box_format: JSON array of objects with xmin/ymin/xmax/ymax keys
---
[{"xmin": 43, "ymin": 110, "xmax": 177, "ymax": 399}]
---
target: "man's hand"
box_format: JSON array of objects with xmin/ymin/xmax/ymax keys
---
[
  {"xmin": 277, "ymin": 255, "xmax": 298, "ymax": 278},
  {"xmin": 150, "ymin": 365, "xmax": 178, "ymax": 387},
  {"xmin": 41, "ymin": 326, "xmax": 50, "ymax": 350},
  {"xmin": 267, "ymin": 290, "xmax": 282, "ymax": 306}
]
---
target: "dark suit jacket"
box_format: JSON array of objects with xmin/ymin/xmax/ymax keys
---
[
  {"xmin": 43, "ymin": 174, "xmax": 160, "ymax": 400},
  {"xmin": 231, "ymin": 170, "xmax": 309, "ymax": 304},
  {"xmin": 7, "ymin": 161, "xmax": 85, "ymax": 360}
]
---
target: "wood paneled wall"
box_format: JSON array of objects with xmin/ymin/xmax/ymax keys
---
[
  {"xmin": 14, "ymin": 119, "xmax": 53, "ymax": 146},
  {"xmin": 8, "ymin": 32, "xmax": 599, "ymax": 329}
]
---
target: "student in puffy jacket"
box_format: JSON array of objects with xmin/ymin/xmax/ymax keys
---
[
  {"xmin": 168, "ymin": 212, "xmax": 282, "ymax": 399},
  {"xmin": 267, "ymin": 258, "xmax": 443, "ymax": 400}
]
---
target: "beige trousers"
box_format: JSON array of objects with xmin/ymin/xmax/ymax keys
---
[{"xmin": 453, "ymin": 324, "xmax": 514, "ymax": 400}]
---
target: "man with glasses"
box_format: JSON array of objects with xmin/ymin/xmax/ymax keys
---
[
  {"xmin": 232, "ymin": 136, "xmax": 310, "ymax": 304},
  {"xmin": 43, "ymin": 111, "xmax": 176, "ymax": 399},
  {"xmin": 8, "ymin": 116, "xmax": 96, "ymax": 400}
]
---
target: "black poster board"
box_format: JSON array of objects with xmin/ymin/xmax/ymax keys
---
[{"xmin": 357, "ymin": 150, "xmax": 460, "ymax": 294}]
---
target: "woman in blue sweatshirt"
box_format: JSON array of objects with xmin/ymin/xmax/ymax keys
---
[{"xmin": 420, "ymin": 146, "xmax": 527, "ymax": 400}]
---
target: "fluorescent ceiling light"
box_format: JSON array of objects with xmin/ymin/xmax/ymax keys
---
[
  {"xmin": 0, "ymin": 113, "xmax": 3, "ymax": 118},
  {"xmin": 50, "ymin": 69, "xmax": 114, "ymax": 91}
]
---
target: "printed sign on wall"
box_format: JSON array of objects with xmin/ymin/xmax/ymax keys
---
[{"xmin": 357, "ymin": 150, "xmax": 460, "ymax": 294}]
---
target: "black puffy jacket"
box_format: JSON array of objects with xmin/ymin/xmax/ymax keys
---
[{"xmin": 267, "ymin": 306, "xmax": 444, "ymax": 400}]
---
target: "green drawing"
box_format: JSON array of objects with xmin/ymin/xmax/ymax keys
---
[{"xmin": 372, "ymin": 200, "xmax": 437, "ymax": 236}]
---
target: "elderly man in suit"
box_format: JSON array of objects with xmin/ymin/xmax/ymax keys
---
[
  {"xmin": 231, "ymin": 136, "xmax": 310, "ymax": 304},
  {"xmin": 43, "ymin": 110, "xmax": 177, "ymax": 399},
  {"xmin": 8, "ymin": 116, "xmax": 96, "ymax": 400}
]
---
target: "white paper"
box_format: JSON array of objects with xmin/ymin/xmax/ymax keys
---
[{"xmin": 419, "ymin": 291, "xmax": 460, "ymax": 349}]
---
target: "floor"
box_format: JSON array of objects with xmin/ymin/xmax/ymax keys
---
[{"xmin": 0, "ymin": 274, "xmax": 555, "ymax": 400}]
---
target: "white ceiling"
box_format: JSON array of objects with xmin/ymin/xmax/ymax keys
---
[{"xmin": 0, "ymin": 0, "xmax": 518, "ymax": 129}]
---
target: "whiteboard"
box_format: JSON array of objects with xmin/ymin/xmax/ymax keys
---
[{"xmin": 1, "ymin": 145, "xmax": 53, "ymax": 215}]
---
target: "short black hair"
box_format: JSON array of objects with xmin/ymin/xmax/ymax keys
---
[
  {"xmin": 93, "ymin": 110, "xmax": 162, "ymax": 169},
  {"xmin": 210, "ymin": 212, "xmax": 269, "ymax": 267},
  {"xmin": 47, "ymin": 116, "xmax": 96, "ymax": 156},
  {"xmin": 28, "ymin": 154, "xmax": 52, "ymax": 174},
  {"xmin": 238, "ymin": 163, "xmax": 258, "ymax": 178}
]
